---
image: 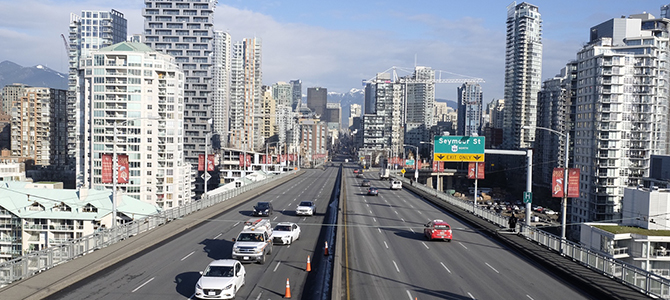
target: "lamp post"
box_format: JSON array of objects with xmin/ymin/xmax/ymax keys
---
[
  {"xmin": 403, "ymin": 144, "xmax": 419, "ymax": 183},
  {"xmin": 112, "ymin": 116, "xmax": 160, "ymax": 228},
  {"xmin": 203, "ymin": 118, "xmax": 213, "ymax": 201},
  {"xmin": 524, "ymin": 125, "xmax": 570, "ymax": 244}
]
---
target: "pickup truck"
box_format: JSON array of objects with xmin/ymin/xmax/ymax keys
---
[{"xmin": 232, "ymin": 219, "xmax": 273, "ymax": 264}]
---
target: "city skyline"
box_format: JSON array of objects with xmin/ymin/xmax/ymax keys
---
[{"xmin": 0, "ymin": 0, "xmax": 666, "ymax": 102}]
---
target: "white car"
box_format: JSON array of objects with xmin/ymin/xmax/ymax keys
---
[
  {"xmin": 272, "ymin": 222, "xmax": 301, "ymax": 245},
  {"xmin": 390, "ymin": 180, "xmax": 402, "ymax": 190},
  {"xmin": 296, "ymin": 201, "xmax": 316, "ymax": 216},
  {"xmin": 195, "ymin": 259, "xmax": 246, "ymax": 299}
]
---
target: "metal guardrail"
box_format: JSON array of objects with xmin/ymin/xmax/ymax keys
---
[
  {"xmin": 395, "ymin": 175, "xmax": 670, "ymax": 299},
  {"xmin": 0, "ymin": 171, "xmax": 295, "ymax": 286}
]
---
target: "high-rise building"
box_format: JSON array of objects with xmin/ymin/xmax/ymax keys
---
[
  {"xmin": 212, "ymin": 30, "xmax": 231, "ymax": 143},
  {"xmin": 573, "ymin": 13, "xmax": 669, "ymax": 223},
  {"xmin": 272, "ymin": 82, "xmax": 292, "ymax": 108},
  {"xmin": 457, "ymin": 83, "xmax": 483, "ymax": 137},
  {"xmin": 307, "ymin": 87, "xmax": 327, "ymax": 118},
  {"xmin": 1, "ymin": 84, "xmax": 28, "ymax": 116},
  {"xmin": 143, "ymin": 0, "xmax": 216, "ymax": 166},
  {"xmin": 80, "ymin": 42, "xmax": 192, "ymax": 208},
  {"xmin": 10, "ymin": 87, "xmax": 68, "ymax": 167},
  {"xmin": 503, "ymin": 2, "xmax": 542, "ymax": 150},
  {"xmin": 290, "ymin": 80, "xmax": 302, "ymax": 112},
  {"xmin": 68, "ymin": 9, "xmax": 127, "ymax": 188},
  {"xmin": 229, "ymin": 38, "xmax": 262, "ymax": 152},
  {"xmin": 348, "ymin": 103, "xmax": 361, "ymax": 130},
  {"xmin": 261, "ymin": 85, "xmax": 276, "ymax": 141},
  {"xmin": 535, "ymin": 63, "xmax": 576, "ymax": 188},
  {"xmin": 362, "ymin": 73, "xmax": 404, "ymax": 154},
  {"xmin": 484, "ymin": 99, "xmax": 505, "ymax": 148},
  {"xmin": 403, "ymin": 67, "xmax": 436, "ymax": 154}
]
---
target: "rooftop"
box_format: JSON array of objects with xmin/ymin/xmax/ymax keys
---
[{"xmin": 593, "ymin": 225, "xmax": 670, "ymax": 237}]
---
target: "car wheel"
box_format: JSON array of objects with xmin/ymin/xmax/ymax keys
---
[
  {"xmin": 290, "ymin": 237, "xmax": 294, "ymax": 244},
  {"xmin": 259, "ymin": 253, "xmax": 266, "ymax": 264},
  {"xmin": 447, "ymin": 239, "xmax": 452, "ymax": 242},
  {"xmin": 267, "ymin": 245, "xmax": 273, "ymax": 255}
]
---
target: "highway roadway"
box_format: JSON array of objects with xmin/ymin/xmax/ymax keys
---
[
  {"xmin": 47, "ymin": 167, "xmax": 338, "ymax": 300},
  {"xmin": 343, "ymin": 164, "xmax": 591, "ymax": 300}
]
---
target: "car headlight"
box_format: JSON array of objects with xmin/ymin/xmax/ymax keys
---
[
  {"xmin": 196, "ymin": 283, "xmax": 202, "ymax": 289},
  {"xmin": 254, "ymin": 248, "xmax": 263, "ymax": 253},
  {"xmin": 223, "ymin": 284, "xmax": 233, "ymax": 290}
]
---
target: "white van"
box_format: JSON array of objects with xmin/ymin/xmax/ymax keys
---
[{"xmin": 390, "ymin": 180, "xmax": 402, "ymax": 190}]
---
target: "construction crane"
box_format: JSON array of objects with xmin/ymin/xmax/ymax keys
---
[{"xmin": 362, "ymin": 66, "xmax": 484, "ymax": 86}]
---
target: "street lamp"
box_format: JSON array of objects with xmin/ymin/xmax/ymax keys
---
[
  {"xmin": 112, "ymin": 116, "xmax": 161, "ymax": 227},
  {"xmin": 523, "ymin": 125, "xmax": 570, "ymax": 244},
  {"xmin": 403, "ymin": 144, "xmax": 419, "ymax": 183},
  {"xmin": 203, "ymin": 118, "xmax": 213, "ymax": 200}
]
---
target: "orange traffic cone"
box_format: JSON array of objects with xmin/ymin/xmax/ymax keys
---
[
  {"xmin": 324, "ymin": 241, "xmax": 329, "ymax": 256},
  {"xmin": 306, "ymin": 255, "xmax": 311, "ymax": 272},
  {"xmin": 284, "ymin": 278, "xmax": 291, "ymax": 298}
]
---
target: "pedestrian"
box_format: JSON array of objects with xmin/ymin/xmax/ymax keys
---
[{"xmin": 508, "ymin": 214, "xmax": 517, "ymax": 232}]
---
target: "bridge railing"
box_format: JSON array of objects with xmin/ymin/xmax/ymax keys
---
[
  {"xmin": 0, "ymin": 171, "xmax": 295, "ymax": 287},
  {"xmin": 395, "ymin": 175, "xmax": 670, "ymax": 299}
]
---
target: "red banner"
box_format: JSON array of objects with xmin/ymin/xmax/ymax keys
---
[
  {"xmin": 198, "ymin": 154, "xmax": 215, "ymax": 171},
  {"xmin": 552, "ymin": 168, "xmax": 564, "ymax": 198},
  {"xmin": 417, "ymin": 160, "xmax": 422, "ymax": 170},
  {"xmin": 467, "ymin": 162, "xmax": 485, "ymax": 179},
  {"xmin": 102, "ymin": 154, "xmax": 113, "ymax": 184},
  {"xmin": 568, "ymin": 168, "xmax": 580, "ymax": 198},
  {"xmin": 246, "ymin": 154, "xmax": 251, "ymax": 166},
  {"xmin": 117, "ymin": 154, "xmax": 129, "ymax": 184},
  {"xmin": 239, "ymin": 154, "xmax": 245, "ymax": 167},
  {"xmin": 439, "ymin": 161, "xmax": 444, "ymax": 172}
]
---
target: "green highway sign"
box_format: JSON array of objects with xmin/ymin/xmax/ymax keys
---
[
  {"xmin": 523, "ymin": 191, "xmax": 532, "ymax": 204},
  {"xmin": 433, "ymin": 136, "xmax": 485, "ymax": 162}
]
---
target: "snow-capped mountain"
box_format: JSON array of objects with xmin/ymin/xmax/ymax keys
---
[{"xmin": 0, "ymin": 61, "xmax": 67, "ymax": 90}]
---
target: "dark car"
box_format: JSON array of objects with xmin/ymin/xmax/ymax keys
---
[
  {"xmin": 361, "ymin": 179, "xmax": 371, "ymax": 187},
  {"xmin": 253, "ymin": 202, "xmax": 273, "ymax": 216},
  {"xmin": 367, "ymin": 187, "xmax": 379, "ymax": 196}
]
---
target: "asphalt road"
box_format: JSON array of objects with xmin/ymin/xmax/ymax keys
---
[
  {"xmin": 343, "ymin": 165, "xmax": 591, "ymax": 300},
  {"xmin": 47, "ymin": 167, "xmax": 338, "ymax": 300}
]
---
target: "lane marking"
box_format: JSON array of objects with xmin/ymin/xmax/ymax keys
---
[
  {"xmin": 384, "ymin": 241, "xmax": 388, "ymax": 248},
  {"xmin": 406, "ymin": 290, "xmax": 413, "ymax": 300},
  {"xmin": 181, "ymin": 251, "xmax": 195, "ymax": 261},
  {"xmin": 273, "ymin": 216, "xmax": 278, "ymax": 221},
  {"xmin": 214, "ymin": 233, "xmax": 222, "ymax": 239},
  {"xmin": 255, "ymin": 292, "xmax": 263, "ymax": 300},
  {"xmin": 132, "ymin": 277, "xmax": 154, "ymax": 293},
  {"xmin": 526, "ymin": 295, "xmax": 535, "ymax": 300},
  {"xmin": 410, "ymin": 228, "xmax": 415, "ymax": 233},
  {"xmin": 394, "ymin": 211, "xmax": 398, "ymax": 215},
  {"xmin": 373, "ymin": 218, "xmax": 377, "ymax": 222},
  {"xmin": 378, "ymin": 228, "xmax": 382, "ymax": 233},
  {"xmin": 369, "ymin": 210, "xmax": 372, "ymax": 214},
  {"xmin": 418, "ymin": 211, "xmax": 422, "ymax": 215},
  {"xmin": 273, "ymin": 261, "xmax": 281, "ymax": 272},
  {"xmin": 393, "ymin": 260, "xmax": 400, "ymax": 272},
  {"xmin": 401, "ymin": 218, "xmax": 405, "ymax": 222},
  {"xmin": 468, "ymin": 292, "xmax": 475, "ymax": 299},
  {"xmin": 440, "ymin": 262, "xmax": 452, "ymax": 273},
  {"xmin": 485, "ymin": 262, "xmax": 500, "ymax": 274},
  {"xmin": 459, "ymin": 242, "xmax": 468, "ymax": 249},
  {"xmin": 366, "ymin": 204, "xmax": 370, "ymax": 208},
  {"xmin": 233, "ymin": 222, "xmax": 240, "ymax": 227},
  {"xmin": 421, "ymin": 242, "xmax": 429, "ymax": 249}
]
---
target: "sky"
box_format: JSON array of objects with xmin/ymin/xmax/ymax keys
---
[{"xmin": 0, "ymin": 0, "xmax": 668, "ymax": 101}]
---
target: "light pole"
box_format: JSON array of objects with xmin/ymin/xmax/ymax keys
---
[
  {"xmin": 112, "ymin": 116, "xmax": 160, "ymax": 227},
  {"xmin": 403, "ymin": 144, "xmax": 419, "ymax": 183},
  {"xmin": 203, "ymin": 118, "xmax": 212, "ymax": 201},
  {"xmin": 524, "ymin": 125, "xmax": 570, "ymax": 244}
]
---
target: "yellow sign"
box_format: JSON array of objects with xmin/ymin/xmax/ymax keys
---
[
  {"xmin": 434, "ymin": 153, "xmax": 484, "ymax": 162},
  {"xmin": 401, "ymin": 169, "xmax": 406, "ymax": 174}
]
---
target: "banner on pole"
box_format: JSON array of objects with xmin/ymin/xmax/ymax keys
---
[
  {"xmin": 117, "ymin": 154, "xmax": 129, "ymax": 184},
  {"xmin": 102, "ymin": 154, "xmax": 113, "ymax": 184},
  {"xmin": 467, "ymin": 162, "xmax": 484, "ymax": 179}
]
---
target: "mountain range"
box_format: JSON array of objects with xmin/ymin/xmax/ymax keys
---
[{"xmin": 0, "ymin": 61, "xmax": 68, "ymax": 90}]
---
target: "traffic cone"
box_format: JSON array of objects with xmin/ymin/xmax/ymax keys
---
[
  {"xmin": 284, "ymin": 278, "xmax": 291, "ymax": 298},
  {"xmin": 324, "ymin": 241, "xmax": 329, "ymax": 256},
  {"xmin": 306, "ymin": 255, "xmax": 312, "ymax": 272}
]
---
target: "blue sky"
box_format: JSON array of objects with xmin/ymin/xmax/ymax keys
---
[{"xmin": 0, "ymin": 0, "xmax": 668, "ymax": 100}]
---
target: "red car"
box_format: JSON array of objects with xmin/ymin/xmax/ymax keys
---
[
  {"xmin": 353, "ymin": 169, "xmax": 359, "ymax": 174},
  {"xmin": 424, "ymin": 220, "xmax": 452, "ymax": 242}
]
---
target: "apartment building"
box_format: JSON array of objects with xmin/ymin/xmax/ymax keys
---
[
  {"xmin": 363, "ymin": 73, "xmax": 405, "ymax": 155},
  {"xmin": 212, "ymin": 30, "xmax": 231, "ymax": 141},
  {"xmin": 229, "ymin": 38, "xmax": 262, "ymax": 152},
  {"xmin": 456, "ymin": 82, "xmax": 483, "ymax": 137}
]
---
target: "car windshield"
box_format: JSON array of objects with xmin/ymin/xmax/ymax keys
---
[
  {"xmin": 299, "ymin": 201, "xmax": 313, "ymax": 206},
  {"xmin": 256, "ymin": 203, "xmax": 270, "ymax": 209},
  {"xmin": 434, "ymin": 225, "xmax": 450, "ymax": 230},
  {"xmin": 237, "ymin": 233, "xmax": 264, "ymax": 242},
  {"xmin": 274, "ymin": 225, "xmax": 291, "ymax": 231},
  {"xmin": 203, "ymin": 265, "xmax": 234, "ymax": 277}
]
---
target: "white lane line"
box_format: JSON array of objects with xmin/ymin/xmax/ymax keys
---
[
  {"xmin": 132, "ymin": 277, "xmax": 154, "ymax": 293},
  {"xmin": 276, "ymin": 195, "xmax": 280, "ymax": 198},
  {"xmin": 180, "ymin": 251, "xmax": 195, "ymax": 261},
  {"xmin": 418, "ymin": 211, "xmax": 422, "ymax": 215},
  {"xmin": 394, "ymin": 211, "xmax": 398, "ymax": 215},
  {"xmin": 401, "ymin": 218, "xmax": 405, "ymax": 222},
  {"xmin": 440, "ymin": 262, "xmax": 452, "ymax": 273},
  {"xmin": 378, "ymin": 228, "xmax": 382, "ymax": 233},
  {"xmin": 459, "ymin": 242, "xmax": 468, "ymax": 249},
  {"xmin": 409, "ymin": 205, "xmax": 414, "ymax": 208},
  {"xmin": 214, "ymin": 233, "xmax": 222, "ymax": 239},
  {"xmin": 393, "ymin": 260, "xmax": 400, "ymax": 272},
  {"xmin": 410, "ymin": 228, "xmax": 415, "ymax": 233},
  {"xmin": 273, "ymin": 261, "xmax": 281, "ymax": 272},
  {"xmin": 384, "ymin": 241, "xmax": 389, "ymax": 248},
  {"xmin": 485, "ymin": 262, "xmax": 500, "ymax": 274},
  {"xmin": 406, "ymin": 290, "xmax": 413, "ymax": 300},
  {"xmin": 369, "ymin": 210, "xmax": 373, "ymax": 214},
  {"xmin": 366, "ymin": 204, "xmax": 370, "ymax": 208},
  {"xmin": 373, "ymin": 218, "xmax": 377, "ymax": 222},
  {"xmin": 233, "ymin": 222, "xmax": 240, "ymax": 227},
  {"xmin": 421, "ymin": 242, "xmax": 429, "ymax": 249},
  {"xmin": 255, "ymin": 291, "xmax": 263, "ymax": 300},
  {"xmin": 468, "ymin": 292, "xmax": 475, "ymax": 299},
  {"xmin": 273, "ymin": 216, "xmax": 278, "ymax": 221},
  {"xmin": 526, "ymin": 295, "xmax": 535, "ymax": 300}
]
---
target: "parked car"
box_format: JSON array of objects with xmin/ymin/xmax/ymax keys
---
[
  {"xmin": 424, "ymin": 219, "xmax": 453, "ymax": 242},
  {"xmin": 194, "ymin": 259, "xmax": 246, "ymax": 299},
  {"xmin": 272, "ymin": 222, "xmax": 301, "ymax": 245},
  {"xmin": 296, "ymin": 201, "xmax": 316, "ymax": 216},
  {"xmin": 361, "ymin": 179, "xmax": 371, "ymax": 187},
  {"xmin": 367, "ymin": 187, "xmax": 379, "ymax": 196},
  {"xmin": 253, "ymin": 202, "xmax": 273, "ymax": 216}
]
